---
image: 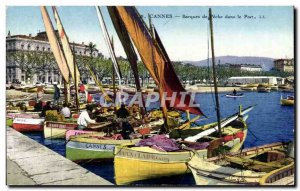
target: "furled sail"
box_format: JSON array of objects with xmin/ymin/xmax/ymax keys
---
[
  {"xmin": 107, "ymin": 7, "xmax": 142, "ymax": 93},
  {"xmin": 40, "ymin": 6, "xmax": 69, "ymax": 83},
  {"xmin": 114, "ymin": 6, "xmax": 203, "ymax": 115},
  {"xmin": 52, "ymin": 6, "xmax": 80, "ymax": 85},
  {"xmin": 95, "ymin": 6, "xmax": 122, "ymax": 85}
]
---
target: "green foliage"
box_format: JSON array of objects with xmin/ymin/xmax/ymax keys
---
[{"xmin": 7, "ymin": 48, "xmax": 292, "ymax": 85}]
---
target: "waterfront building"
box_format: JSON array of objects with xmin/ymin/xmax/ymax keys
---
[
  {"xmin": 227, "ymin": 76, "xmax": 284, "ymax": 85},
  {"xmin": 6, "ymin": 31, "xmax": 104, "ymax": 84},
  {"xmin": 227, "ymin": 63, "xmax": 262, "ymax": 72},
  {"xmin": 273, "ymin": 58, "xmax": 294, "ymax": 72}
]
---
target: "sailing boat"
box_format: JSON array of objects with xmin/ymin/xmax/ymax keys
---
[
  {"xmin": 188, "ymin": 142, "xmax": 294, "ymax": 185},
  {"xmin": 187, "ymin": 9, "xmax": 294, "ymax": 186},
  {"xmin": 66, "ymin": 6, "xmax": 144, "ymax": 162},
  {"xmin": 12, "ymin": 6, "xmax": 71, "ymax": 133},
  {"xmin": 110, "ymin": 6, "xmax": 253, "ymax": 185}
]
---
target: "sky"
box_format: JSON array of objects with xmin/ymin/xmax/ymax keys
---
[{"xmin": 6, "ymin": 6, "xmax": 294, "ymax": 61}]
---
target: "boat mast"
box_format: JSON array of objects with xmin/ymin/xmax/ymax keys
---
[
  {"xmin": 111, "ymin": 36, "xmax": 117, "ymax": 112},
  {"xmin": 95, "ymin": 6, "xmax": 123, "ymax": 105},
  {"xmin": 72, "ymin": 42, "xmax": 80, "ymax": 112},
  {"xmin": 209, "ymin": 8, "xmax": 222, "ymax": 137}
]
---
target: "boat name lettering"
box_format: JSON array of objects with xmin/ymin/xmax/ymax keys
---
[
  {"xmin": 119, "ymin": 150, "xmax": 169, "ymax": 162},
  {"xmin": 85, "ymin": 143, "xmax": 113, "ymax": 150},
  {"xmin": 49, "ymin": 123, "xmax": 66, "ymax": 128}
]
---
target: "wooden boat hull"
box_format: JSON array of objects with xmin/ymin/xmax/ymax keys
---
[
  {"xmin": 12, "ymin": 118, "xmax": 44, "ymax": 132},
  {"xmin": 246, "ymin": 83, "xmax": 259, "ymax": 87},
  {"xmin": 114, "ymin": 146, "xmax": 206, "ymax": 185},
  {"xmin": 188, "ymin": 142, "xmax": 293, "ymax": 185},
  {"xmin": 44, "ymin": 121, "xmax": 78, "ymax": 139},
  {"xmin": 7, "ymin": 113, "xmax": 40, "ymax": 127},
  {"xmin": 188, "ymin": 157, "xmax": 264, "ymax": 185},
  {"xmin": 281, "ymin": 99, "xmax": 294, "ymax": 106},
  {"xmin": 22, "ymin": 87, "xmax": 37, "ymax": 93},
  {"xmin": 44, "ymin": 88, "xmax": 55, "ymax": 94},
  {"xmin": 66, "ymin": 134, "xmax": 140, "ymax": 162},
  {"xmin": 65, "ymin": 130, "xmax": 97, "ymax": 140},
  {"xmin": 114, "ymin": 128, "xmax": 247, "ymax": 185}
]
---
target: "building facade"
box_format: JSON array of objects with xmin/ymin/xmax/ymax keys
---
[
  {"xmin": 6, "ymin": 31, "xmax": 103, "ymax": 84},
  {"xmin": 227, "ymin": 64, "xmax": 262, "ymax": 72},
  {"xmin": 273, "ymin": 59, "xmax": 294, "ymax": 72},
  {"xmin": 228, "ymin": 76, "xmax": 284, "ymax": 85}
]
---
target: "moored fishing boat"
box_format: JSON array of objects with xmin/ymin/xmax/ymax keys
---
[
  {"xmin": 111, "ymin": 6, "xmax": 254, "ymax": 185},
  {"xmin": 12, "ymin": 117, "xmax": 45, "ymax": 132},
  {"xmin": 241, "ymin": 86, "xmax": 256, "ymax": 91},
  {"xmin": 270, "ymin": 85, "xmax": 278, "ymax": 91},
  {"xmin": 65, "ymin": 129, "xmax": 97, "ymax": 140},
  {"xmin": 246, "ymin": 83, "xmax": 259, "ymax": 88},
  {"xmin": 257, "ymin": 84, "xmax": 271, "ymax": 93},
  {"xmin": 114, "ymin": 109, "xmax": 251, "ymax": 185},
  {"xmin": 22, "ymin": 85, "xmax": 37, "ymax": 93},
  {"xmin": 6, "ymin": 112, "xmax": 40, "ymax": 127},
  {"xmin": 187, "ymin": 142, "xmax": 294, "ymax": 185},
  {"xmin": 44, "ymin": 121, "xmax": 78, "ymax": 139},
  {"xmin": 66, "ymin": 133, "xmax": 140, "ymax": 162},
  {"xmin": 280, "ymin": 95, "xmax": 294, "ymax": 106},
  {"xmin": 44, "ymin": 87, "xmax": 55, "ymax": 94}
]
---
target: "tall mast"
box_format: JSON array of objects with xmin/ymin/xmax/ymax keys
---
[
  {"xmin": 111, "ymin": 36, "xmax": 117, "ymax": 112},
  {"xmin": 209, "ymin": 8, "xmax": 222, "ymax": 137},
  {"xmin": 72, "ymin": 42, "xmax": 79, "ymax": 111},
  {"xmin": 148, "ymin": 14, "xmax": 169, "ymax": 130},
  {"xmin": 95, "ymin": 6, "xmax": 122, "ymax": 105}
]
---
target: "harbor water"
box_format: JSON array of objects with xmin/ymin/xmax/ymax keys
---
[{"xmin": 22, "ymin": 91, "xmax": 294, "ymax": 185}]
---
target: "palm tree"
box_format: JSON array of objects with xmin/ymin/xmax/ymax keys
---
[{"xmin": 87, "ymin": 42, "xmax": 97, "ymax": 59}]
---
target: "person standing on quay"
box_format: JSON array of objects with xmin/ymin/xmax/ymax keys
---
[{"xmin": 53, "ymin": 84, "xmax": 60, "ymax": 105}]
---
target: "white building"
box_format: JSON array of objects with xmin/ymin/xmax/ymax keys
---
[
  {"xmin": 228, "ymin": 64, "xmax": 262, "ymax": 72},
  {"xmin": 6, "ymin": 31, "xmax": 103, "ymax": 84},
  {"xmin": 227, "ymin": 76, "xmax": 284, "ymax": 85}
]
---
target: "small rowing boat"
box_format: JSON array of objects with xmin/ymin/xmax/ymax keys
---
[
  {"xmin": 44, "ymin": 121, "xmax": 78, "ymax": 139},
  {"xmin": 188, "ymin": 142, "xmax": 294, "ymax": 185},
  {"xmin": 257, "ymin": 84, "xmax": 271, "ymax": 93},
  {"xmin": 226, "ymin": 93, "xmax": 244, "ymax": 98},
  {"xmin": 280, "ymin": 95, "xmax": 294, "ymax": 106},
  {"xmin": 12, "ymin": 117, "xmax": 45, "ymax": 132}
]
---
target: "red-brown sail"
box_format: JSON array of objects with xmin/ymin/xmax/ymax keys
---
[{"xmin": 114, "ymin": 6, "xmax": 203, "ymax": 115}]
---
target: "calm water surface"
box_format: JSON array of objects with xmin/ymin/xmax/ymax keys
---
[{"xmin": 23, "ymin": 91, "xmax": 295, "ymax": 185}]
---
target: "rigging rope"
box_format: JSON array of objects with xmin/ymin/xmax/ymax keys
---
[{"xmin": 206, "ymin": 19, "xmax": 217, "ymax": 113}]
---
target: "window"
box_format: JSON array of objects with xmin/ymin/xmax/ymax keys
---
[
  {"xmin": 21, "ymin": 44, "xmax": 24, "ymax": 49},
  {"xmin": 27, "ymin": 44, "xmax": 31, "ymax": 50},
  {"xmin": 42, "ymin": 47, "xmax": 45, "ymax": 51},
  {"xmin": 36, "ymin": 46, "xmax": 39, "ymax": 51},
  {"xmin": 48, "ymin": 48, "xmax": 50, "ymax": 51}
]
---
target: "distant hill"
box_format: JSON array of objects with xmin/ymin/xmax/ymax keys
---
[{"xmin": 183, "ymin": 56, "xmax": 275, "ymax": 71}]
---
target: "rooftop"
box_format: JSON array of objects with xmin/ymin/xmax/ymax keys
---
[{"xmin": 7, "ymin": 31, "xmax": 90, "ymax": 48}]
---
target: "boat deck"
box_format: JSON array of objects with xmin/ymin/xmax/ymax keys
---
[{"xmin": 6, "ymin": 127, "xmax": 113, "ymax": 185}]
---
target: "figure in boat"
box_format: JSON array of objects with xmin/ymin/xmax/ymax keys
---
[
  {"xmin": 77, "ymin": 104, "xmax": 96, "ymax": 130},
  {"xmin": 233, "ymin": 89, "xmax": 237, "ymax": 95}
]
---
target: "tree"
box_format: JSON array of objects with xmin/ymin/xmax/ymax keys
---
[
  {"xmin": 10, "ymin": 51, "xmax": 38, "ymax": 84},
  {"xmin": 35, "ymin": 51, "xmax": 57, "ymax": 83}
]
